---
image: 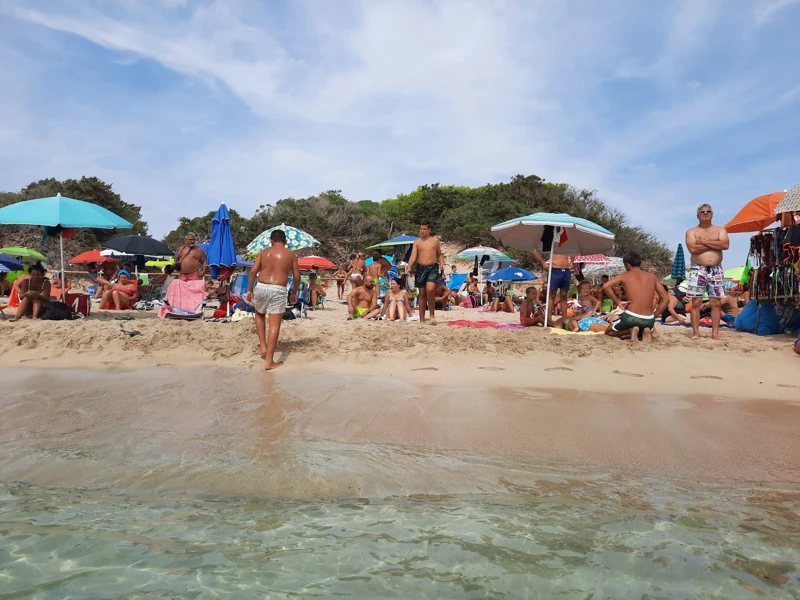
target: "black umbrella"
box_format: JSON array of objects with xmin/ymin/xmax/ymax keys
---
[{"xmin": 102, "ymin": 235, "xmax": 172, "ymax": 257}]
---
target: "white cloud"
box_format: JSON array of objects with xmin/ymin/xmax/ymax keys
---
[
  {"xmin": 0, "ymin": 0, "xmax": 797, "ymax": 259},
  {"xmin": 754, "ymin": 0, "xmax": 800, "ymax": 23}
]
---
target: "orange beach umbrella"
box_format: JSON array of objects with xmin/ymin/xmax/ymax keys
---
[{"xmin": 724, "ymin": 191, "xmax": 785, "ymax": 233}]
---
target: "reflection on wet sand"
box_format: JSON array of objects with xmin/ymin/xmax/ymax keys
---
[{"xmin": 1, "ymin": 367, "xmax": 799, "ymax": 498}]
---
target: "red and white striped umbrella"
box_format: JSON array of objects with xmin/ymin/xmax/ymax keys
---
[{"xmin": 573, "ymin": 254, "xmax": 612, "ymax": 264}]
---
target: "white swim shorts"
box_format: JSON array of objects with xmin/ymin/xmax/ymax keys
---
[{"xmin": 253, "ymin": 282, "xmax": 287, "ymax": 315}]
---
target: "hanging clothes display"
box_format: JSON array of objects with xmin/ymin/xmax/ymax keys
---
[{"xmin": 748, "ymin": 227, "xmax": 799, "ymax": 303}]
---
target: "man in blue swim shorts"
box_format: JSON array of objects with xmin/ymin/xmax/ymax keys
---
[{"xmin": 534, "ymin": 250, "xmax": 571, "ymax": 324}]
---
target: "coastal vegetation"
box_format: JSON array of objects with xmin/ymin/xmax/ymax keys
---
[{"xmin": 1, "ymin": 175, "xmax": 672, "ymax": 272}]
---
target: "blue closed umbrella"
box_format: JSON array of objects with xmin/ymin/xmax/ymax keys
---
[
  {"xmin": 207, "ymin": 203, "xmax": 237, "ymax": 278},
  {"xmin": 485, "ymin": 267, "xmax": 538, "ymax": 282},
  {"xmin": 672, "ymin": 243, "xmax": 686, "ymax": 280},
  {"xmin": 0, "ymin": 193, "xmax": 132, "ymax": 301}
]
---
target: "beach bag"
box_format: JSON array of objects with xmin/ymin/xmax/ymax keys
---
[
  {"xmin": 40, "ymin": 301, "xmax": 74, "ymax": 321},
  {"xmin": 460, "ymin": 295, "xmax": 475, "ymax": 308},
  {"xmin": 734, "ymin": 300, "xmax": 780, "ymax": 336}
]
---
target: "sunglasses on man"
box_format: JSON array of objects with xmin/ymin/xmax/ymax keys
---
[{"xmin": 698, "ymin": 210, "xmax": 712, "ymax": 215}]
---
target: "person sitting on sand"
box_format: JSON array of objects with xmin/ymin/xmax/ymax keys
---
[
  {"xmin": 487, "ymin": 283, "xmax": 515, "ymax": 313},
  {"xmin": 434, "ymin": 278, "xmax": 452, "ymax": 310},
  {"xmin": 380, "ymin": 277, "xmax": 410, "ymax": 321},
  {"xmin": 567, "ymin": 281, "xmax": 606, "ymax": 332},
  {"xmin": 100, "ymin": 269, "xmax": 138, "ymax": 310},
  {"xmin": 93, "ymin": 261, "xmax": 119, "ymax": 299},
  {"xmin": 307, "ymin": 272, "xmax": 326, "ymax": 309},
  {"xmin": 0, "ymin": 272, "xmax": 11, "ymax": 297},
  {"xmin": 347, "ymin": 253, "xmax": 366, "ymax": 288},
  {"xmin": 465, "ymin": 275, "xmax": 480, "ymax": 304},
  {"xmin": 700, "ymin": 290, "xmax": 740, "ymax": 318},
  {"xmin": 12, "ymin": 264, "xmax": 50, "ymax": 320},
  {"xmin": 347, "ymin": 276, "xmax": 380, "ymax": 320},
  {"xmin": 520, "ymin": 286, "xmax": 545, "ymax": 327},
  {"xmin": 661, "ymin": 281, "xmax": 690, "ymax": 324},
  {"xmin": 603, "ymin": 253, "xmax": 669, "ymax": 343}
]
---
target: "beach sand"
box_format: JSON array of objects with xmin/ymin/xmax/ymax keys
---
[{"xmin": 0, "ymin": 298, "xmax": 797, "ymax": 401}]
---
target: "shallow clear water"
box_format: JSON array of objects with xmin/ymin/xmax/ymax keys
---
[
  {"xmin": 2, "ymin": 480, "xmax": 799, "ymax": 599},
  {"xmin": 2, "ymin": 368, "xmax": 799, "ymax": 598}
]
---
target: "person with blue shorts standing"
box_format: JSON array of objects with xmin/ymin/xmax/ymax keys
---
[{"xmin": 534, "ymin": 249, "xmax": 571, "ymax": 325}]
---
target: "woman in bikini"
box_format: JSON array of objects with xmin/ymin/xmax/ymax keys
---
[
  {"xmin": 380, "ymin": 277, "xmax": 410, "ymax": 321},
  {"xmin": 567, "ymin": 281, "xmax": 606, "ymax": 332},
  {"xmin": 347, "ymin": 253, "xmax": 366, "ymax": 289},
  {"xmin": 101, "ymin": 270, "xmax": 138, "ymax": 310},
  {"xmin": 13, "ymin": 264, "xmax": 50, "ymax": 320},
  {"xmin": 334, "ymin": 263, "xmax": 348, "ymax": 299}
]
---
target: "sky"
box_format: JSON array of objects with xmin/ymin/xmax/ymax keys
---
[{"xmin": 1, "ymin": 0, "xmax": 799, "ymax": 265}]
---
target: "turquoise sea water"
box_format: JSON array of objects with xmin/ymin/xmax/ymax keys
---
[{"xmin": 2, "ymin": 479, "xmax": 798, "ymax": 599}]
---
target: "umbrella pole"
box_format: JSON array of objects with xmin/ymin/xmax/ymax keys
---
[
  {"xmin": 60, "ymin": 233, "xmax": 66, "ymax": 304},
  {"xmin": 544, "ymin": 235, "xmax": 556, "ymax": 329}
]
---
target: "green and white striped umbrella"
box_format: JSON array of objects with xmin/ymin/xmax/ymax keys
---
[{"xmin": 245, "ymin": 224, "xmax": 320, "ymax": 259}]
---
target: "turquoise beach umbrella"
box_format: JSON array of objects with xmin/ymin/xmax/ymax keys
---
[
  {"xmin": 0, "ymin": 193, "xmax": 132, "ymax": 300},
  {"xmin": 453, "ymin": 245, "xmax": 511, "ymax": 261},
  {"xmin": 245, "ymin": 224, "xmax": 320, "ymax": 259}
]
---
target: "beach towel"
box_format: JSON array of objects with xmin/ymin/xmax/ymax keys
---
[
  {"xmin": 447, "ymin": 320, "xmax": 501, "ymax": 328},
  {"xmin": 158, "ymin": 279, "xmax": 206, "ymax": 319}
]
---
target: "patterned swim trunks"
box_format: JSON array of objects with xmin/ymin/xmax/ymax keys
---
[
  {"xmin": 686, "ymin": 263, "xmax": 725, "ymax": 299},
  {"xmin": 253, "ymin": 283, "xmax": 287, "ymax": 315}
]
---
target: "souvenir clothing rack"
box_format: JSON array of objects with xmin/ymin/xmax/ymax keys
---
[{"xmin": 748, "ymin": 227, "xmax": 800, "ymax": 303}]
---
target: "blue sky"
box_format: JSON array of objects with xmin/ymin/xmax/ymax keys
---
[{"xmin": 1, "ymin": 0, "xmax": 799, "ymax": 265}]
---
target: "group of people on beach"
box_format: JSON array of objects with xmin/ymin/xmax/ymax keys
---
[{"xmin": 5, "ymin": 202, "xmax": 798, "ymax": 368}]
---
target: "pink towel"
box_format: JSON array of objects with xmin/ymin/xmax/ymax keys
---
[{"xmin": 158, "ymin": 279, "xmax": 206, "ymax": 318}]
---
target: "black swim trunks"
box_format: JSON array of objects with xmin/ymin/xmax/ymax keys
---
[
  {"xmin": 415, "ymin": 263, "xmax": 440, "ymax": 285},
  {"xmin": 612, "ymin": 310, "xmax": 656, "ymax": 332}
]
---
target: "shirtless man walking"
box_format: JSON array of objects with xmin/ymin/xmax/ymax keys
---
[
  {"xmin": 407, "ymin": 221, "xmax": 444, "ymax": 324},
  {"xmin": 603, "ymin": 253, "xmax": 669, "ymax": 343},
  {"xmin": 533, "ymin": 249, "xmax": 571, "ymax": 323},
  {"xmin": 175, "ymin": 233, "xmax": 207, "ymax": 282},
  {"xmin": 246, "ymin": 229, "xmax": 300, "ymax": 370},
  {"xmin": 685, "ymin": 204, "xmax": 729, "ymax": 340}
]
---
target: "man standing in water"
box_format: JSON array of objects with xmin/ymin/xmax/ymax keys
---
[
  {"xmin": 533, "ymin": 249, "xmax": 571, "ymax": 324},
  {"xmin": 175, "ymin": 233, "xmax": 207, "ymax": 281},
  {"xmin": 246, "ymin": 230, "xmax": 300, "ymax": 370},
  {"xmin": 603, "ymin": 253, "xmax": 669, "ymax": 343},
  {"xmin": 407, "ymin": 221, "xmax": 444, "ymax": 325},
  {"xmin": 685, "ymin": 204, "xmax": 729, "ymax": 340}
]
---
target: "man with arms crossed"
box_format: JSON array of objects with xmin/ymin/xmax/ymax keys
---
[
  {"xmin": 685, "ymin": 204, "xmax": 729, "ymax": 340},
  {"xmin": 603, "ymin": 253, "xmax": 669, "ymax": 343},
  {"xmin": 246, "ymin": 230, "xmax": 300, "ymax": 370},
  {"xmin": 175, "ymin": 233, "xmax": 207, "ymax": 282},
  {"xmin": 407, "ymin": 221, "xmax": 444, "ymax": 325}
]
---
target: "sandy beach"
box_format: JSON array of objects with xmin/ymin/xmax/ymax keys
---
[{"xmin": 1, "ymin": 299, "xmax": 797, "ymax": 401}]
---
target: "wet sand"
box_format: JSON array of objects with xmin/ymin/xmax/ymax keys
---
[{"xmin": 1, "ymin": 367, "xmax": 798, "ymax": 499}]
